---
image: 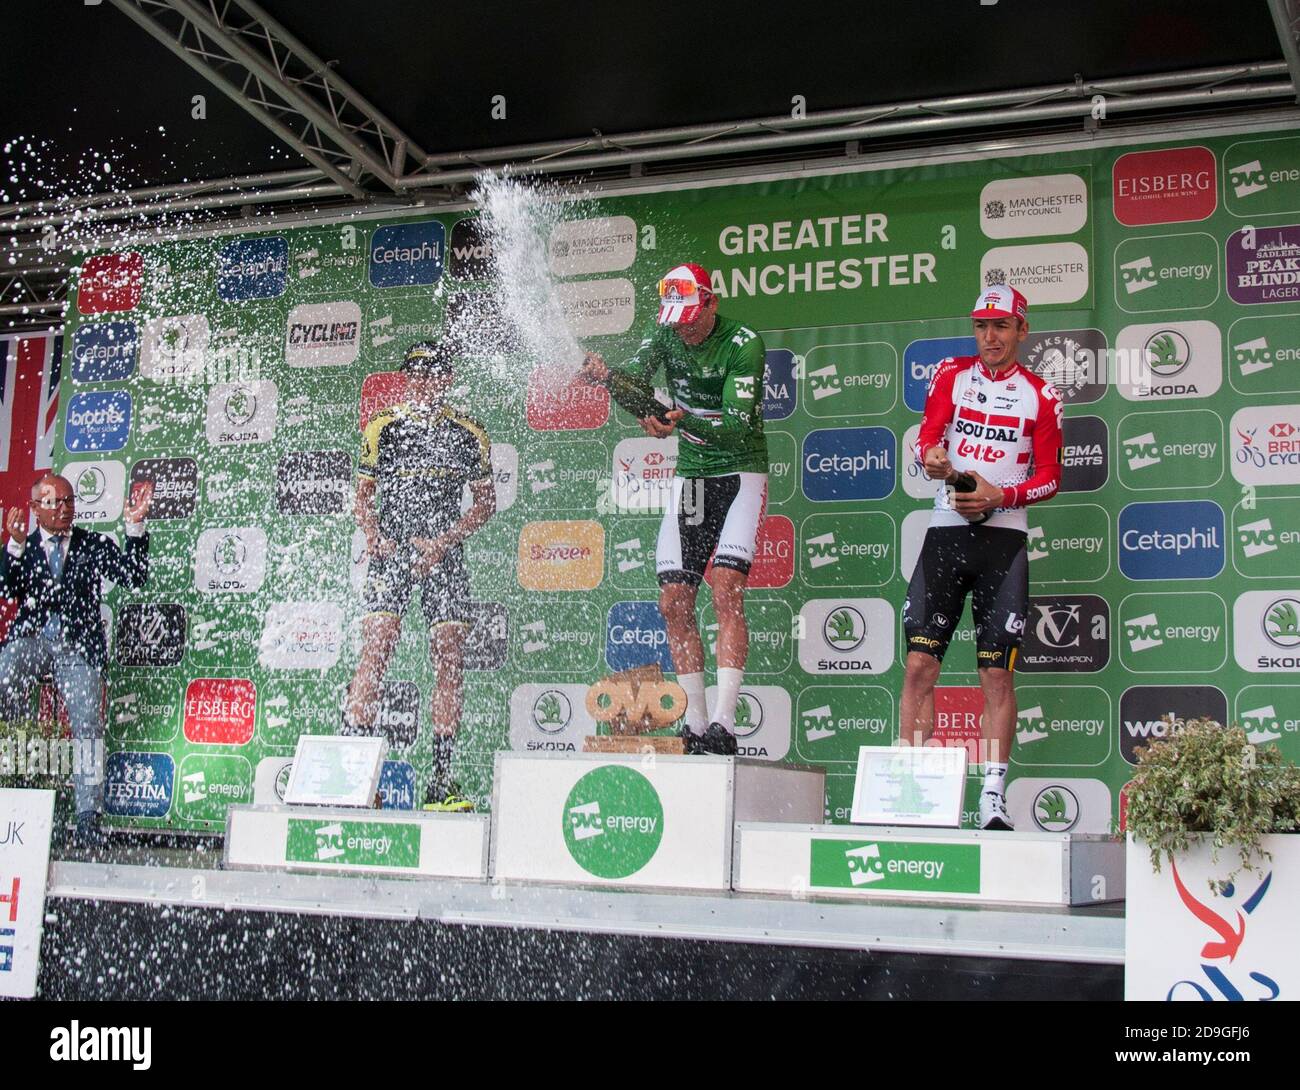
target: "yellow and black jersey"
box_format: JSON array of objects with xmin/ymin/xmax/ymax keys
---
[{"xmin": 359, "ymin": 402, "xmax": 492, "ymax": 541}]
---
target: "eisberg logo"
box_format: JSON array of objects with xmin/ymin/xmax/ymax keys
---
[
  {"xmin": 1113, "ymin": 147, "xmax": 1216, "ymax": 226},
  {"xmin": 1119, "ymin": 501, "xmax": 1225, "ymax": 580},
  {"xmin": 71, "ymin": 321, "xmax": 138, "ymax": 382},
  {"xmin": 369, "ymin": 220, "xmax": 445, "ymax": 288},
  {"xmin": 183, "ymin": 677, "xmax": 257, "ymax": 745},
  {"xmin": 217, "ymin": 236, "xmax": 287, "ymax": 301},
  {"xmin": 65, "ymin": 390, "xmax": 132, "ymax": 453}
]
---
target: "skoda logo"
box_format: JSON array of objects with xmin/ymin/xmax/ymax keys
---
[
  {"xmin": 531, "ymin": 689, "xmax": 572, "ymax": 734},
  {"xmin": 157, "ymin": 317, "xmax": 192, "ymax": 357},
  {"xmin": 213, "ymin": 533, "xmax": 246, "ymax": 574},
  {"xmin": 1033, "ymin": 784, "xmax": 1080, "ymax": 832},
  {"xmin": 1263, "ymin": 598, "xmax": 1300, "ymax": 649},
  {"xmin": 224, "ymin": 387, "xmax": 257, "ymax": 426},
  {"xmin": 1143, "ymin": 329, "xmax": 1191, "ymax": 377},
  {"xmin": 733, "ymin": 690, "xmax": 764, "ymax": 738},
  {"xmin": 77, "ymin": 467, "xmax": 107, "ymax": 503},
  {"xmin": 824, "ymin": 606, "xmax": 865, "ymax": 652}
]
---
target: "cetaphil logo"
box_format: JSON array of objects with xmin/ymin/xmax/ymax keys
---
[
  {"xmin": 276, "ymin": 450, "xmax": 351, "ymax": 515},
  {"xmin": 605, "ymin": 601, "xmax": 673, "ymax": 673},
  {"xmin": 1032, "ymin": 785, "xmax": 1081, "ymax": 831},
  {"xmin": 561, "ymin": 765, "xmax": 664, "ymax": 879},
  {"xmin": 115, "ymin": 603, "xmax": 186, "ymax": 667},
  {"xmin": 378, "ymin": 762, "xmax": 417, "ymax": 810},
  {"xmin": 217, "ymin": 236, "xmax": 287, "ymax": 301},
  {"xmin": 285, "ymin": 302, "xmax": 361, "ymax": 367},
  {"xmin": 194, "ymin": 526, "xmax": 267, "ymax": 593},
  {"xmin": 66, "ymin": 460, "xmax": 125, "ymax": 524},
  {"xmin": 182, "ymin": 678, "xmax": 257, "ymax": 745},
  {"xmin": 76, "ymin": 252, "xmax": 143, "ymax": 315},
  {"xmin": 1229, "ymin": 159, "xmax": 1268, "ymax": 199},
  {"xmin": 517, "ymin": 521, "xmax": 604, "ymax": 592},
  {"xmin": 531, "ymin": 689, "xmax": 573, "ymax": 734},
  {"xmin": 129, "ymin": 457, "xmax": 198, "ymax": 520},
  {"xmin": 258, "ymin": 602, "xmax": 344, "ymax": 670},
  {"xmin": 65, "ymin": 390, "xmax": 132, "ymax": 453},
  {"xmin": 1119, "ymin": 501, "xmax": 1225, "ymax": 580},
  {"xmin": 801, "ymin": 427, "xmax": 895, "ymax": 501},
  {"xmin": 104, "ymin": 751, "xmax": 174, "ymax": 817},
  {"xmin": 205, "ymin": 380, "xmax": 278, "ymax": 445},
  {"xmin": 369, "ymin": 220, "xmax": 445, "ymax": 288},
  {"xmin": 1233, "ymin": 336, "xmax": 1274, "ymax": 378},
  {"xmin": 71, "ymin": 321, "xmax": 138, "ymax": 383},
  {"xmin": 1120, "ymin": 256, "xmax": 1158, "ymax": 295}
]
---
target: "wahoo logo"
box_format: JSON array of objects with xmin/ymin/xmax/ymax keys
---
[
  {"xmin": 521, "ymin": 619, "xmax": 549, "ymax": 654},
  {"xmin": 802, "ymin": 704, "xmax": 836, "ymax": 743},
  {"xmin": 527, "ymin": 460, "xmax": 557, "ymax": 494},
  {"xmin": 568, "ymin": 800, "xmax": 603, "ymax": 841},
  {"xmin": 733, "ymin": 376, "xmax": 756, "ymax": 400},
  {"xmin": 844, "ymin": 843, "xmax": 884, "ymax": 886},
  {"xmin": 1241, "ymin": 704, "xmax": 1281, "ymax": 744},
  {"xmin": 1124, "ymin": 432, "xmax": 1161, "ymax": 471},
  {"xmin": 1234, "ymin": 336, "xmax": 1274, "ymax": 378},
  {"xmin": 806, "ymin": 532, "xmax": 839, "ymax": 569},
  {"xmin": 314, "ymin": 823, "xmax": 346, "ymax": 861},
  {"xmin": 1016, "ymin": 706, "xmax": 1049, "ymax": 745},
  {"xmin": 809, "ymin": 364, "xmax": 842, "ymax": 401},
  {"xmin": 1120, "ymin": 256, "xmax": 1158, "ymax": 294},
  {"xmin": 615, "ymin": 538, "xmax": 644, "ymax": 573},
  {"xmin": 1229, "ymin": 159, "xmax": 1268, "ymax": 199},
  {"xmin": 1027, "ymin": 525, "xmax": 1048, "ymax": 561},
  {"xmin": 1125, "ymin": 612, "xmax": 1164, "ymax": 653},
  {"xmin": 1238, "ymin": 518, "xmax": 1278, "ymax": 558}
]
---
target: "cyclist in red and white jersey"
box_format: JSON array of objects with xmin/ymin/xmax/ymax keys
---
[{"xmin": 901, "ymin": 284, "xmax": 1063, "ymax": 830}]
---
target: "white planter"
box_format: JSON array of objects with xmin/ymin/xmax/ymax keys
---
[{"xmin": 1126, "ymin": 833, "xmax": 1300, "ymax": 1001}]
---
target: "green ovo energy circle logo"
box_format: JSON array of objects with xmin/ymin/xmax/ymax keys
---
[{"xmin": 562, "ymin": 765, "xmax": 664, "ymax": 879}]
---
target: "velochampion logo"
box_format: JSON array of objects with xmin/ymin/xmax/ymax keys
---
[{"xmin": 562, "ymin": 765, "xmax": 664, "ymax": 879}]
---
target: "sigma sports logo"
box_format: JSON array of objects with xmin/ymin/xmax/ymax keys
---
[
  {"xmin": 1230, "ymin": 406, "xmax": 1300, "ymax": 486},
  {"xmin": 276, "ymin": 450, "xmax": 351, "ymax": 515},
  {"xmin": 1060, "ymin": 416, "xmax": 1108, "ymax": 492},
  {"xmin": 1229, "ymin": 159, "xmax": 1269, "ymax": 199},
  {"xmin": 182, "ymin": 678, "xmax": 256, "ymax": 745},
  {"xmin": 902, "ymin": 336, "xmax": 976, "ymax": 411},
  {"xmin": 205, "ymin": 380, "xmax": 278, "ymax": 446},
  {"xmin": 801, "ymin": 428, "xmax": 894, "ymax": 501},
  {"xmin": 77, "ymin": 252, "xmax": 143, "ymax": 315},
  {"xmin": 1120, "ymin": 256, "xmax": 1158, "ymax": 295},
  {"xmin": 449, "ymin": 216, "xmax": 494, "ymax": 280},
  {"xmin": 115, "ymin": 603, "xmax": 187, "ymax": 667},
  {"xmin": 797, "ymin": 598, "xmax": 894, "ymax": 675},
  {"xmin": 217, "ymin": 236, "xmax": 287, "ymax": 301},
  {"xmin": 285, "ymin": 302, "xmax": 361, "ymax": 367},
  {"xmin": 373, "ymin": 680, "xmax": 420, "ymax": 750},
  {"xmin": 258, "ymin": 602, "xmax": 344, "ymax": 670},
  {"xmin": 763, "ymin": 348, "xmax": 797, "ymax": 420},
  {"xmin": 1119, "ymin": 501, "xmax": 1225, "ymax": 580},
  {"xmin": 71, "ymin": 321, "xmax": 138, "ymax": 382},
  {"xmin": 1120, "ymin": 686, "xmax": 1228, "ymax": 764},
  {"xmin": 606, "ymin": 601, "xmax": 673, "ymax": 673},
  {"xmin": 378, "ymin": 762, "xmax": 416, "ymax": 810},
  {"xmin": 67, "ymin": 460, "xmax": 125, "ymax": 524},
  {"xmin": 369, "ymin": 220, "xmax": 445, "ymax": 288},
  {"xmin": 194, "ymin": 526, "xmax": 267, "ymax": 594},
  {"xmin": 1113, "ymin": 147, "xmax": 1217, "ymax": 226},
  {"xmin": 104, "ymin": 751, "xmax": 173, "ymax": 818},
  {"xmin": 130, "ymin": 458, "xmax": 198, "ymax": 520},
  {"xmin": 1017, "ymin": 594, "xmax": 1109, "ymax": 673},
  {"xmin": 64, "ymin": 390, "xmax": 131, "ymax": 453}
]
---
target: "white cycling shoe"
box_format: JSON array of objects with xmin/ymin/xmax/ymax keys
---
[{"xmin": 979, "ymin": 791, "xmax": 1015, "ymax": 831}]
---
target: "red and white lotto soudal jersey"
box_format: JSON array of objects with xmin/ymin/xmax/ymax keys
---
[{"xmin": 915, "ymin": 356, "xmax": 1063, "ymax": 532}]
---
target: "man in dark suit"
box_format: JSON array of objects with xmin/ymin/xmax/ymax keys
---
[{"xmin": 0, "ymin": 473, "xmax": 153, "ymax": 846}]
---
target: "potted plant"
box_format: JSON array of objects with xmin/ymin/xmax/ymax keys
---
[{"xmin": 1126, "ymin": 717, "xmax": 1300, "ymax": 888}]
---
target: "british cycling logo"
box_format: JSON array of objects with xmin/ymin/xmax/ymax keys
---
[{"xmin": 1165, "ymin": 864, "xmax": 1279, "ymax": 1001}]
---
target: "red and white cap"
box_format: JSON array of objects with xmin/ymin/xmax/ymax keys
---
[
  {"xmin": 657, "ymin": 263, "xmax": 712, "ymax": 326},
  {"xmin": 971, "ymin": 284, "xmax": 1028, "ymax": 322}
]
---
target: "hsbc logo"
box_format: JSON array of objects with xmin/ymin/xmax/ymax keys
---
[
  {"xmin": 1120, "ymin": 256, "xmax": 1158, "ymax": 294},
  {"xmin": 1229, "ymin": 159, "xmax": 1268, "ymax": 199}
]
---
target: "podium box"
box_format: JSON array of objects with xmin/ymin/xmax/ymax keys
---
[
  {"xmin": 223, "ymin": 805, "xmax": 489, "ymax": 880},
  {"xmin": 490, "ymin": 752, "xmax": 824, "ymax": 891},
  {"xmin": 733, "ymin": 823, "xmax": 1125, "ymax": 906}
]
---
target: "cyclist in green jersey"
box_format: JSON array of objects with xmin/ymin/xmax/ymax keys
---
[
  {"xmin": 582, "ymin": 263, "xmax": 768, "ymax": 755},
  {"xmin": 343, "ymin": 341, "xmax": 496, "ymax": 811}
]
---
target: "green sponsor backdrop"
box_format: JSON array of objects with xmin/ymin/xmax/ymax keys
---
[{"xmin": 58, "ymin": 122, "xmax": 1300, "ymax": 834}]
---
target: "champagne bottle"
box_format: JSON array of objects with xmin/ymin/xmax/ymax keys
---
[
  {"xmin": 950, "ymin": 471, "xmax": 991, "ymax": 524},
  {"xmin": 603, "ymin": 368, "xmax": 672, "ymax": 424}
]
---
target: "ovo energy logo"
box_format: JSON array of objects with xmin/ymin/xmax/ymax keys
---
[
  {"xmin": 1229, "ymin": 159, "xmax": 1268, "ymax": 200},
  {"xmin": 562, "ymin": 765, "xmax": 664, "ymax": 879}
]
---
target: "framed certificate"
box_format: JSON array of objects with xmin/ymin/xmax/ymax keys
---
[
  {"xmin": 849, "ymin": 745, "xmax": 967, "ymax": 827},
  {"xmin": 283, "ymin": 735, "xmax": 387, "ymax": 808}
]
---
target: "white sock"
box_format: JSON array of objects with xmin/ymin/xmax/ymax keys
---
[
  {"xmin": 677, "ymin": 672, "xmax": 707, "ymax": 734},
  {"xmin": 982, "ymin": 762, "xmax": 1008, "ymax": 796},
  {"xmin": 712, "ymin": 667, "xmax": 744, "ymax": 733}
]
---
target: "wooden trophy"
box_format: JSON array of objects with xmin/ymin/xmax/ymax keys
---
[{"xmin": 582, "ymin": 664, "xmax": 688, "ymax": 755}]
